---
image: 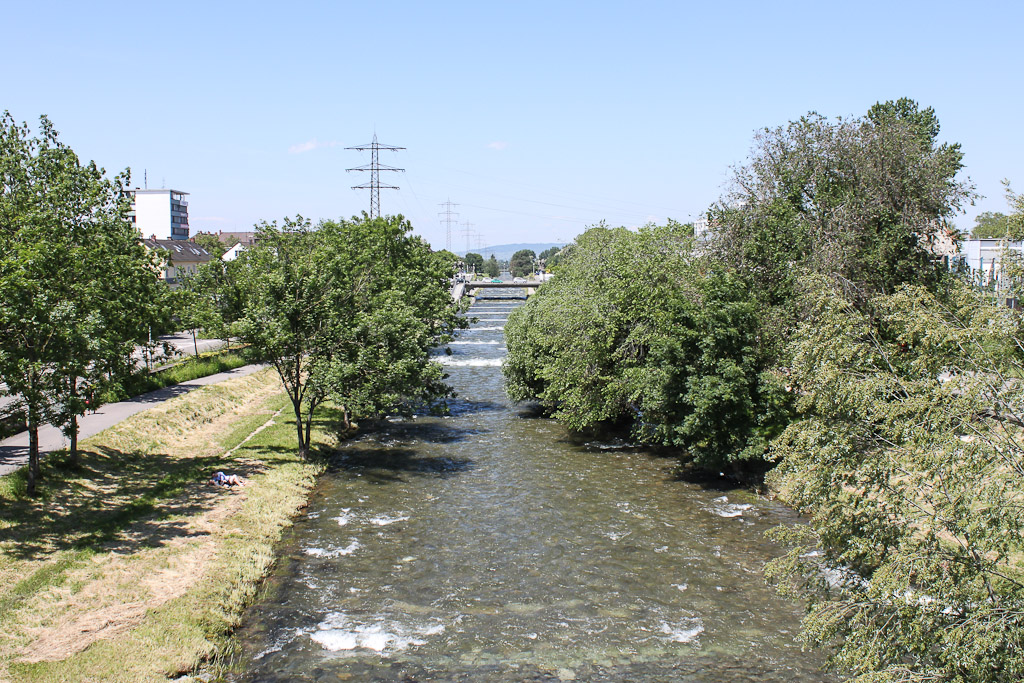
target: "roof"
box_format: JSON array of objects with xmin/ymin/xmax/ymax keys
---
[
  {"xmin": 126, "ymin": 189, "xmax": 189, "ymax": 195},
  {"xmin": 143, "ymin": 239, "xmax": 213, "ymax": 263}
]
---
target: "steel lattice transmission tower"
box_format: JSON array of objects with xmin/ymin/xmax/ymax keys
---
[
  {"xmin": 438, "ymin": 199, "xmax": 459, "ymax": 252},
  {"xmin": 461, "ymin": 222, "xmax": 475, "ymax": 256},
  {"xmin": 346, "ymin": 134, "xmax": 405, "ymax": 219}
]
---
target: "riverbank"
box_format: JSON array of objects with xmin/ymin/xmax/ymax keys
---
[{"xmin": 0, "ymin": 368, "xmax": 328, "ymax": 682}]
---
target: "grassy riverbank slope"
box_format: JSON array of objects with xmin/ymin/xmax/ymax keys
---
[{"xmin": 0, "ymin": 368, "xmax": 327, "ymax": 682}]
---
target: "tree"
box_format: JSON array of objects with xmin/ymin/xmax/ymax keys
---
[
  {"xmin": 484, "ymin": 254, "xmax": 500, "ymax": 277},
  {"xmin": 232, "ymin": 214, "xmax": 463, "ymax": 458},
  {"xmin": 509, "ymin": 249, "xmax": 535, "ymax": 278},
  {"xmin": 504, "ymin": 222, "xmax": 791, "ymax": 471},
  {"xmin": 176, "ymin": 266, "xmax": 222, "ymax": 356},
  {"xmin": 712, "ymin": 100, "xmax": 973, "ymax": 305},
  {"xmin": 970, "ymin": 211, "xmax": 1010, "ymax": 238},
  {"xmin": 0, "ymin": 113, "xmax": 167, "ymax": 491},
  {"xmin": 464, "ymin": 252, "xmax": 483, "ymax": 274},
  {"xmin": 766, "ymin": 276, "xmax": 1024, "ymax": 682},
  {"xmin": 192, "ymin": 231, "xmax": 227, "ymax": 259}
]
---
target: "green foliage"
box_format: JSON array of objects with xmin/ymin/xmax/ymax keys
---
[
  {"xmin": 0, "ymin": 112, "xmax": 167, "ymax": 491},
  {"xmin": 483, "ymin": 254, "xmax": 500, "ymax": 278},
  {"xmin": 1006, "ymin": 180, "xmax": 1024, "ymax": 241},
  {"xmin": 231, "ymin": 213, "xmax": 464, "ymax": 456},
  {"xmin": 766, "ymin": 276, "xmax": 1024, "ymax": 682},
  {"xmin": 509, "ymin": 249, "xmax": 535, "ymax": 278},
  {"xmin": 192, "ymin": 232, "xmax": 227, "ymax": 258},
  {"xmin": 175, "ymin": 265, "xmax": 223, "ymax": 356},
  {"xmin": 100, "ymin": 350, "xmax": 249, "ymax": 403},
  {"xmin": 464, "ymin": 251, "xmax": 484, "ymax": 273},
  {"xmin": 504, "ymin": 222, "xmax": 790, "ymax": 471},
  {"xmin": 712, "ymin": 100, "xmax": 972, "ymax": 304},
  {"xmin": 971, "ymin": 211, "xmax": 1011, "ymax": 238}
]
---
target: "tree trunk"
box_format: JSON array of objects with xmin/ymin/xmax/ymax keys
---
[
  {"xmin": 69, "ymin": 413, "xmax": 78, "ymax": 466},
  {"xmin": 67, "ymin": 378, "xmax": 79, "ymax": 466},
  {"xmin": 293, "ymin": 398, "xmax": 307, "ymax": 460},
  {"xmin": 193, "ymin": 329, "xmax": 199, "ymax": 357},
  {"xmin": 304, "ymin": 409, "xmax": 314, "ymax": 458},
  {"xmin": 27, "ymin": 407, "xmax": 39, "ymax": 497}
]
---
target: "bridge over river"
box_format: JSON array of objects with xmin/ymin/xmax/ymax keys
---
[
  {"xmin": 451, "ymin": 279, "xmax": 542, "ymax": 301},
  {"xmin": 226, "ymin": 292, "xmax": 830, "ymax": 682}
]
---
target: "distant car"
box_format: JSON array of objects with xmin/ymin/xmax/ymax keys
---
[
  {"xmin": 513, "ymin": 277, "xmax": 526, "ymax": 283},
  {"xmin": 491, "ymin": 278, "xmax": 502, "ymax": 283}
]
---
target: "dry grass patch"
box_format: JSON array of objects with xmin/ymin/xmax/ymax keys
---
[{"xmin": 0, "ymin": 367, "xmax": 328, "ymax": 682}]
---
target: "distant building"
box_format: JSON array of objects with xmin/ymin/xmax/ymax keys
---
[
  {"xmin": 215, "ymin": 230, "xmax": 257, "ymax": 247},
  {"xmin": 125, "ymin": 189, "xmax": 190, "ymax": 240},
  {"xmin": 143, "ymin": 238, "xmax": 212, "ymax": 288},
  {"xmin": 693, "ymin": 216, "xmax": 710, "ymax": 240},
  {"xmin": 955, "ymin": 238, "xmax": 1024, "ymax": 287},
  {"xmin": 222, "ymin": 242, "xmax": 247, "ymax": 261}
]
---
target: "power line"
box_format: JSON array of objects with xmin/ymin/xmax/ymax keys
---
[
  {"xmin": 346, "ymin": 134, "xmax": 405, "ymax": 219},
  {"xmin": 438, "ymin": 199, "xmax": 459, "ymax": 252}
]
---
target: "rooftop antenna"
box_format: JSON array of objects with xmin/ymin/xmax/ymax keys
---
[
  {"xmin": 346, "ymin": 134, "xmax": 405, "ymax": 219},
  {"xmin": 144, "ymin": 169, "xmax": 147, "ymax": 189}
]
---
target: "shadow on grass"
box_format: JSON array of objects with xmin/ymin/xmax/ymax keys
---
[{"xmin": 0, "ymin": 443, "xmax": 292, "ymax": 562}]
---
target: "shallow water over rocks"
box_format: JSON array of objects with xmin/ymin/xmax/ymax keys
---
[{"xmin": 227, "ymin": 294, "xmax": 831, "ymax": 682}]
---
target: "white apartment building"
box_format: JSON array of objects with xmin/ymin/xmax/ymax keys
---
[{"xmin": 125, "ymin": 189, "xmax": 190, "ymax": 240}]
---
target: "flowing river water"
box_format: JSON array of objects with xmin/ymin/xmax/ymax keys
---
[{"xmin": 226, "ymin": 293, "xmax": 832, "ymax": 682}]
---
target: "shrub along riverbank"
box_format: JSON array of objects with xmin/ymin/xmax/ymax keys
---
[{"xmin": 0, "ymin": 368, "xmax": 327, "ymax": 682}]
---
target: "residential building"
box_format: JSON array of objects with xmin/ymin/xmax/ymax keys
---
[
  {"xmin": 125, "ymin": 189, "xmax": 190, "ymax": 240},
  {"xmin": 142, "ymin": 238, "xmax": 212, "ymax": 288},
  {"xmin": 222, "ymin": 242, "xmax": 247, "ymax": 261},
  {"xmin": 215, "ymin": 230, "xmax": 257, "ymax": 247},
  {"xmin": 956, "ymin": 238, "xmax": 1024, "ymax": 277}
]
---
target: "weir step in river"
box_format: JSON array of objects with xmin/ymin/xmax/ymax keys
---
[{"xmin": 226, "ymin": 294, "xmax": 831, "ymax": 682}]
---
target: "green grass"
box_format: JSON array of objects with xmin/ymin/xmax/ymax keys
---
[
  {"xmin": 0, "ymin": 369, "xmax": 327, "ymax": 682},
  {"xmin": 101, "ymin": 349, "xmax": 251, "ymax": 403}
]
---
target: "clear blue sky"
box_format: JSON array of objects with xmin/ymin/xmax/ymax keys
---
[{"xmin": 5, "ymin": 1, "xmax": 1022, "ymax": 251}]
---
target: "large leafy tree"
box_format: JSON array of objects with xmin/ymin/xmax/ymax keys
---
[
  {"xmin": 970, "ymin": 211, "xmax": 1010, "ymax": 238},
  {"xmin": 463, "ymin": 252, "xmax": 483, "ymax": 274},
  {"xmin": 233, "ymin": 214, "xmax": 463, "ymax": 458},
  {"xmin": 483, "ymin": 254, "xmax": 500, "ymax": 278},
  {"xmin": 504, "ymin": 221, "xmax": 790, "ymax": 471},
  {"xmin": 0, "ymin": 113, "xmax": 166, "ymax": 492},
  {"xmin": 509, "ymin": 249, "xmax": 535, "ymax": 278},
  {"xmin": 712, "ymin": 99, "xmax": 973, "ymax": 306}
]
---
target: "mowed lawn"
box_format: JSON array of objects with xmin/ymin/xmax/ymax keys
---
[{"xmin": 0, "ymin": 368, "xmax": 328, "ymax": 682}]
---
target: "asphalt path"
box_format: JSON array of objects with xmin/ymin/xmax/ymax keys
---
[
  {"xmin": 0, "ymin": 335, "xmax": 230, "ymax": 415},
  {"xmin": 0, "ymin": 363, "xmax": 267, "ymax": 476}
]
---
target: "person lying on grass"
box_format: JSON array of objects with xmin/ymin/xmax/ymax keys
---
[{"xmin": 209, "ymin": 471, "xmax": 244, "ymax": 487}]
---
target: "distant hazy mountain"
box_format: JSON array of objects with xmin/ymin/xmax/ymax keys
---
[{"xmin": 465, "ymin": 243, "xmax": 565, "ymax": 261}]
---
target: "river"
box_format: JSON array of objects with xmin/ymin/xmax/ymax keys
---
[{"xmin": 226, "ymin": 292, "xmax": 831, "ymax": 682}]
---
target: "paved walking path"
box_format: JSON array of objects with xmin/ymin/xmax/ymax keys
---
[{"xmin": 0, "ymin": 364, "xmax": 268, "ymax": 476}]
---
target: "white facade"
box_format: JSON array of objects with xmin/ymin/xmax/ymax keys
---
[
  {"xmin": 222, "ymin": 243, "xmax": 247, "ymax": 261},
  {"xmin": 126, "ymin": 189, "xmax": 190, "ymax": 240},
  {"xmin": 957, "ymin": 238, "xmax": 1024, "ymax": 285}
]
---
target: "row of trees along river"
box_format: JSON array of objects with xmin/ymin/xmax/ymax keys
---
[{"xmin": 6, "ymin": 99, "xmax": 1024, "ymax": 681}]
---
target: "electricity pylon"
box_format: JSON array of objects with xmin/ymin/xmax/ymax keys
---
[
  {"xmin": 438, "ymin": 199, "xmax": 459, "ymax": 252},
  {"xmin": 346, "ymin": 134, "xmax": 404, "ymax": 219}
]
